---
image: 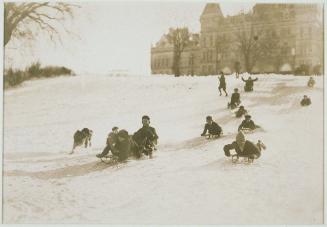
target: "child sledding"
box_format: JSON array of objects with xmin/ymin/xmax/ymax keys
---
[
  {"xmin": 223, "ymin": 131, "xmax": 266, "ymax": 163},
  {"xmin": 94, "ymin": 115, "xmax": 159, "ymax": 163},
  {"xmin": 227, "ymin": 88, "xmax": 241, "ymax": 110},
  {"xmin": 201, "ymin": 116, "xmax": 223, "ymax": 139}
]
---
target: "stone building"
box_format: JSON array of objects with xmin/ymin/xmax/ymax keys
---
[{"xmin": 151, "ymin": 3, "xmax": 323, "ymax": 75}]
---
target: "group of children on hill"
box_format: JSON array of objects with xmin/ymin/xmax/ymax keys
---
[
  {"xmin": 200, "ymin": 72, "xmax": 316, "ymax": 162},
  {"xmin": 86, "ymin": 73, "xmax": 315, "ymax": 164},
  {"xmin": 95, "ymin": 115, "xmax": 159, "ymax": 162}
]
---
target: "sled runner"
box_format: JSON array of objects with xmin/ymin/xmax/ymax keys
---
[
  {"xmin": 230, "ymin": 140, "xmax": 266, "ymax": 163},
  {"xmin": 99, "ymin": 154, "xmax": 120, "ymax": 164},
  {"xmin": 231, "ymin": 154, "xmax": 255, "ymax": 163},
  {"xmin": 203, "ymin": 132, "xmax": 226, "ymax": 140},
  {"xmin": 205, "ymin": 134, "xmax": 220, "ymax": 139},
  {"xmin": 240, "ymin": 125, "xmax": 263, "ymax": 134},
  {"xmin": 227, "ymin": 102, "xmax": 240, "ymax": 110}
]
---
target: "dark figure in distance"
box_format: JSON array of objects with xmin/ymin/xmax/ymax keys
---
[
  {"xmin": 132, "ymin": 115, "xmax": 159, "ymax": 159},
  {"xmin": 235, "ymin": 105, "xmax": 248, "ymax": 118},
  {"xmin": 307, "ymin": 77, "xmax": 315, "ymax": 88},
  {"xmin": 228, "ymin": 88, "xmax": 241, "ymax": 109},
  {"xmin": 242, "ymin": 76, "xmax": 258, "ymax": 92},
  {"xmin": 201, "ymin": 116, "xmax": 222, "ymax": 138},
  {"xmin": 238, "ymin": 114, "xmax": 257, "ymax": 131},
  {"xmin": 301, "ymin": 95, "xmax": 311, "ymax": 106},
  {"xmin": 234, "ymin": 61, "xmax": 241, "ymax": 79},
  {"xmin": 218, "ymin": 72, "xmax": 228, "ymax": 96}
]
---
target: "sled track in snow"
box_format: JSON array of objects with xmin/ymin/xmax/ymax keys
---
[{"xmin": 4, "ymin": 160, "xmax": 125, "ymax": 180}]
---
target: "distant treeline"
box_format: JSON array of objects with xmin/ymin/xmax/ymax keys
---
[{"xmin": 4, "ymin": 62, "xmax": 74, "ymax": 88}]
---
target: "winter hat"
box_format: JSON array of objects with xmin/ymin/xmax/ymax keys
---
[
  {"xmin": 142, "ymin": 115, "xmax": 150, "ymax": 120},
  {"xmin": 236, "ymin": 131, "xmax": 246, "ymax": 152},
  {"xmin": 117, "ymin": 129, "xmax": 129, "ymax": 139}
]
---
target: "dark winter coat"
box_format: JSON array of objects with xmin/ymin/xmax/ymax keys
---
[
  {"xmin": 230, "ymin": 92, "xmax": 240, "ymax": 105},
  {"xmin": 238, "ymin": 119, "xmax": 256, "ymax": 131},
  {"xmin": 132, "ymin": 126, "xmax": 158, "ymax": 157},
  {"xmin": 301, "ymin": 98, "xmax": 311, "ymax": 106},
  {"xmin": 133, "ymin": 126, "xmax": 158, "ymax": 145},
  {"xmin": 242, "ymin": 77, "xmax": 258, "ymax": 91},
  {"xmin": 235, "ymin": 108, "xmax": 247, "ymax": 118},
  {"xmin": 106, "ymin": 132, "xmax": 118, "ymax": 145},
  {"xmin": 223, "ymin": 140, "xmax": 261, "ymax": 159},
  {"xmin": 219, "ymin": 76, "xmax": 226, "ymax": 89},
  {"xmin": 103, "ymin": 130, "xmax": 131, "ymax": 161},
  {"xmin": 201, "ymin": 121, "xmax": 222, "ymax": 136},
  {"xmin": 113, "ymin": 130, "xmax": 132, "ymax": 161}
]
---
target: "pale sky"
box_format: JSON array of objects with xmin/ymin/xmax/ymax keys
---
[{"xmin": 5, "ymin": 1, "xmax": 255, "ymax": 75}]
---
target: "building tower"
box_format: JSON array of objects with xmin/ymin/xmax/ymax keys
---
[{"xmin": 200, "ymin": 3, "xmax": 224, "ymax": 75}]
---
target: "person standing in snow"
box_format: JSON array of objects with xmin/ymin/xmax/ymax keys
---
[
  {"xmin": 132, "ymin": 115, "xmax": 158, "ymax": 159},
  {"xmin": 242, "ymin": 76, "xmax": 258, "ymax": 92},
  {"xmin": 218, "ymin": 72, "xmax": 228, "ymax": 96},
  {"xmin": 234, "ymin": 61, "xmax": 241, "ymax": 79},
  {"xmin": 238, "ymin": 114, "xmax": 257, "ymax": 131},
  {"xmin": 223, "ymin": 131, "xmax": 262, "ymax": 161},
  {"xmin": 307, "ymin": 77, "xmax": 315, "ymax": 88},
  {"xmin": 300, "ymin": 95, "xmax": 312, "ymax": 106},
  {"xmin": 201, "ymin": 116, "xmax": 222, "ymax": 137},
  {"xmin": 228, "ymin": 88, "xmax": 241, "ymax": 109}
]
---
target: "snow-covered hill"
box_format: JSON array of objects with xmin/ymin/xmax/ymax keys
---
[{"xmin": 3, "ymin": 74, "xmax": 324, "ymax": 224}]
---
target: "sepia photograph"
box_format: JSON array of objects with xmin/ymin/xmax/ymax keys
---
[{"xmin": 2, "ymin": 0, "xmax": 325, "ymax": 224}]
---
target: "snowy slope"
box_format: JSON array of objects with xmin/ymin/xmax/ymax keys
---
[{"xmin": 3, "ymin": 74, "xmax": 324, "ymax": 224}]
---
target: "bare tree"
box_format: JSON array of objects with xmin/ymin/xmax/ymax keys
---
[
  {"xmin": 235, "ymin": 21, "xmax": 264, "ymax": 73},
  {"xmin": 4, "ymin": 2, "xmax": 78, "ymax": 47},
  {"xmin": 214, "ymin": 34, "xmax": 231, "ymax": 74},
  {"xmin": 260, "ymin": 31, "xmax": 283, "ymax": 72},
  {"xmin": 166, "ymin": 27, "xmax": 190, "ymax": 77}
]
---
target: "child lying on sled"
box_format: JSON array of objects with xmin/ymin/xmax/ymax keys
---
[{"xmin": 223, "ymin": 131, "xmax": 266, "ymax": 162}]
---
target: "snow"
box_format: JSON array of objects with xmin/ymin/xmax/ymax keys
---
[{"xmin": 3, "ymin": 73, "xmax": 324, "ymax": 224}]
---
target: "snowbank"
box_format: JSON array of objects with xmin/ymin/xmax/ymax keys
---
[{"xmin": 3, "ymin": 74, "xmax": 323, "ymax": 224}]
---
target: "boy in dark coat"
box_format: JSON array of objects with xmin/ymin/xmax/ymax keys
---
[
  {"xmin": 235, "ymin": 105, "xmax": 247, "ymax": 118},
  {"xmin": 228, "ymin": 88, "xmax": 241, "ymax": 109},
  {"xmin": 301, "ymin": 95, "xmax": 311, "ymax": 106},
  {"xmin": 242, "ymin": 76, "xmax": 258, "ymax": 92},
  {"xmin": 223, "ymin": 131, "xmax": 261, "ymax": 161},
  {"xmin": 114, "ymin": 129, "xmax": 132, "ymax": 161},
  {"xmin": 201, "ymin": 116, "xmax": 222, "ymax": 137},
  {"xmin": 238, "ymin": 114, "xmax": 257, "ymax": 131},
  {"xmin": 218, "ymin": 72, "xmax": 228, "ymax": 96},
  {"xmin": 132, "ymin": 115, "xmax": 159, "ymax": 158},
  {"xmin": 96, "ymin": 127, "xmax": 119, "ymax": 158}
]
